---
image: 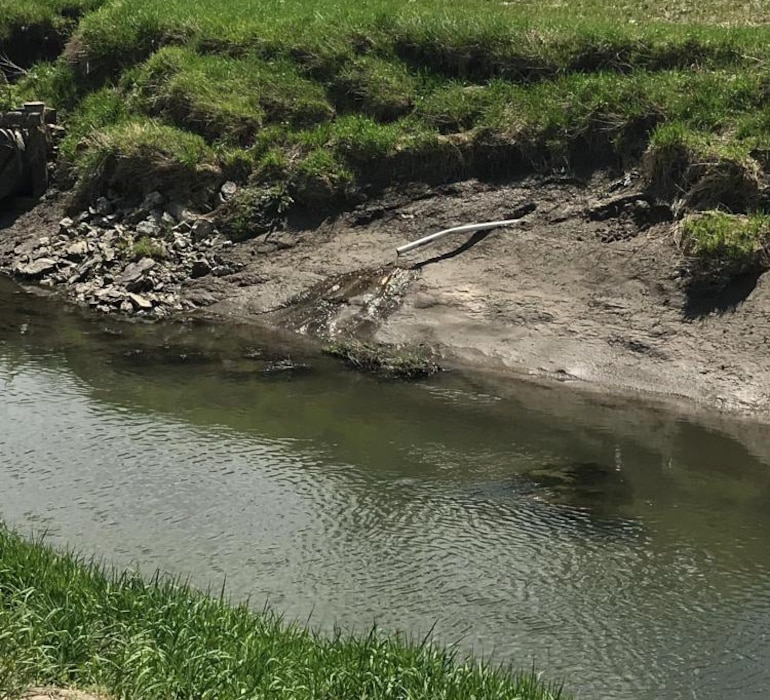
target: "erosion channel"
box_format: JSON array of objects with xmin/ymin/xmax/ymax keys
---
[{"xmin": 1, "ymin": 277, "xmax": 769, "ymax": 700}]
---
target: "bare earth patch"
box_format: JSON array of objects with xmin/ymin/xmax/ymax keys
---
[{"xmin": 192, "ymin": 174, "xmax": 770, "ymax": 416}]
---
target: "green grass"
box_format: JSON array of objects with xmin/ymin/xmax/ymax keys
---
[
  {"xmin": 9, "ymin": 0, "xmax": 770, "ymax": 265},
  {"xmin": 131, "ymin": 236, "xmax": 167, "ymax": 261},
  {"xmin": 679, "ymin": 211, "xmax": 770, "ymax": 284},
  {"xmin": 0, "ymin": 525, "xmax": 566, "ymax": 700},
  {"xmin": 132, "ymin": 47, "xmax": 334, "ymax": 144},
  {"xmin": 0, "ymin": 0, "xmax": 104, "ymax": 40}
]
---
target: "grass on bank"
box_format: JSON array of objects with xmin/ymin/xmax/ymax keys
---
[
  {"xmin": 6, "ymin": 0, "xmax": 770, "ymax": 276},
  {"xmin": 679, "ymin": 210, "xmax": 770, "ymax": 285},
  {"xmin": 0, "ymin": 526, "xmax": 567, "ymax": 700},
  {"xmin": 0, "ymin": 0, "xmax": 104, "ymax": 39}
]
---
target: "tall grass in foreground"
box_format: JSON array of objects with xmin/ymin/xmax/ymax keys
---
[{"xmin": 0, "ymin": 526, "xmax": 568, "ymax": 700}]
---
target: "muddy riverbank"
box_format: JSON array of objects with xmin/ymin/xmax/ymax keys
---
[{"xmin": 1, "ymin": 172, "xmax": 769, "ymax": 416}]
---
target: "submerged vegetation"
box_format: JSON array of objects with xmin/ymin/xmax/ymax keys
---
[
  {"xmin": 4, "ymin": 0, "xmax": 770, "ymax": 273},
  {"xmin": 0, "ymin": 525, "xmax": 566, "ymax": 699},
  {"xmin": 324, "ymin": 340, "xmax": 441, "ymax": 379}
]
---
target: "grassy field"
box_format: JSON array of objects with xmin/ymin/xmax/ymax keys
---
[
  {"xmin": 0, "ymin": 525, "xmax": 567, "ymax": 700},
  {"xmin": 3, "ymin": 0, "xmax": 770, "ymax": 276}
]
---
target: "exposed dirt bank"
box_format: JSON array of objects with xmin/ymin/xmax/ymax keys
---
[{"xmin": 2, "ymin": 173, "xmax": 769, "ymax": 416}]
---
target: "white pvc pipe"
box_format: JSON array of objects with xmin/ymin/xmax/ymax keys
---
[{"xmin": 396, "ymin": 218, "xmax": 523, "ymax": 256}]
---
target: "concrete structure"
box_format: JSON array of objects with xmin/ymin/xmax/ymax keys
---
[{"xmin": 0, "ymin": 102, "xmax": 54, "ymax": 202}]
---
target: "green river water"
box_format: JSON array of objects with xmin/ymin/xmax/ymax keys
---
[{"xmin": 1, "ymin": 276, "xmax": 769, "ymax": 699}]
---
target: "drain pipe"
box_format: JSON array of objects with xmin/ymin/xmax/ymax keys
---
[{"xmin": 396, "ymin": 203, "xmax": 536, "ymax": 256}]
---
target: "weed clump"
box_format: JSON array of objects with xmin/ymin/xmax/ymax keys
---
[
  {"xmin": 679, "ymin": 211, "xmax": 770, "ymax": 287},
  {"xmin": 131, "ymin": 236, "xmax": 167, "ymax": 260},
  {"xmin": 218, "ymin": 183, "xmax": 294, "ymax": 241}
]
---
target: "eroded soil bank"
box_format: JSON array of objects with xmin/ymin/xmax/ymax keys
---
[{"xmin": 2, "ymin": 171, "xmax": 769, "ymax": 416}]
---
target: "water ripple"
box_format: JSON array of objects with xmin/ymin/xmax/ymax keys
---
[{"xmin": 2, "ymin": 329, "xmax": 770, "ymax": 700}]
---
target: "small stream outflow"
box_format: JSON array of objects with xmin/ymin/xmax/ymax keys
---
[{"xmin": 0, "ymin": 102, "xmax": 55, "ymax": 202}]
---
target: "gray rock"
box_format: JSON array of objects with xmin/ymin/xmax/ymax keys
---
[
  {"xmin": 15, "ymin": 258, "xmax": 57, "ymax": 278},
  {"xmin": 128, "ymin": 292, "xmax": 153, "ymax": 310},
  {"xmin": 65, "ymin": 240, "xmax": 89, "ymax": 260},
  {"xmin": 125, "ymin": 208, "xmax": 149, "ymax": 225},
  {"xmin": 191, "ymin": 219, "xmax": 215, "ymax": 242},
  {"xmin": 70, "ymin": 257, "xmax": 100, "ymax": 283},
  {"xmin": 142, "ymin": 191, "xmax": 164, "ymax": 209},
  {"xmin": 76, "ymin": 210, "xmax": 91, "ymax": 224},
  {"xmin": 136, "ymin": 220, "xmax": 161, "ymax": 237},
  {"xmin": 173, "ymin": 233, "xmax": 190, "ymax": 251},
  {"xmin": 13, "ymin": 239, "xmax": 37, "ymax": 256},
  {"xmin": 125, "ymin": 275, "xmax": 155, "ymax": 294},
  {"xmin": 184, "ymin": 289, "xmax": 220, "ymax": 307},
  {"xmin": 218, "ymin": 181, "xmax": 238, "ymax": 204},
  {"xmin": 191, "ymin": 258, "xmax": 212, "ymax": 279},
  {"xmin": 95, "ymin": 197, "xmax": 113, "ymax": 215},
  {"xmin": 166, "ymin": 202, "xmax": 196, "ymax": 222},
  {"xmin": 76, "ymin": 222, "xmax": 96, "ymax": 237},
  {"xmin": 95, "ymin": 286, "xmax": 125, "ymax": 302},
  {"xmin": 117, "ymin": 257, "xmax": 156, "ymax": 287},
  {"xmin": 101, "ymin": 245, "xmax": 116, "ymax": 263},
  {"xmin": 119, "ymin": 300, "xmax": 134, "ymax": 314},
  {"xmin": 161, "ymin": 212, "xmax": 176, "ymax": 227}
]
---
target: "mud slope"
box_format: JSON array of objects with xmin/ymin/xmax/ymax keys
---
[
  {"xmin": 188, "ymin": 174, "xmax": 770, "ymax": 415},
  {"xmin": 2, "ymin": 174, "xmax": 768, "ymax": 414}
]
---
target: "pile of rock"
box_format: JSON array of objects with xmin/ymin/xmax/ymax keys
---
[{"xmin": 8, "ymin": 191, "xmax": 241, "ymax": 317}]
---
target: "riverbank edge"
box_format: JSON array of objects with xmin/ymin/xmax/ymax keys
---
[
  {"xmin": 0, "ymin": 524, "xmax": 568, "ymax": 700},
  {"xmin": 2, "ymin": 175, "xmax": 769, "ymax": 422}
]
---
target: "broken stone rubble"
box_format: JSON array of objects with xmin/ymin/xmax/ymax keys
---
[{"xmin": 4, "ymin": 191, "xmax": 242, "ymax": 318}]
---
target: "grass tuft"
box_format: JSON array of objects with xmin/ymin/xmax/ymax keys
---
[
  {"xmin": 131, "ymin": 47, "xmax": 334, "ymax": 145},
  {"xmin": 131, "ymin": 237, "xmax": 167, "ymax": 261},
  {"xmin": 679, "ymin": 210, "xmax": 770, "ymax": 286},
  {"xmin": 71, "ymin": 120, "xmax": 220, "ymax": 206},
  {"xmin": 217, "ymin": 183, "xmax": 294, "ymax": 242}
]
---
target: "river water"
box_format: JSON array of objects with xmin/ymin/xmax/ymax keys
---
[{"xmin": 1, "ymin": 277, "xmax": 769, "ymax": 699}]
